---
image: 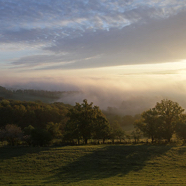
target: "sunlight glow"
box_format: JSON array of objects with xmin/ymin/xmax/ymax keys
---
[{"xmin": 99, "ymin": 60, "xmax": 186, "ymax": 75}]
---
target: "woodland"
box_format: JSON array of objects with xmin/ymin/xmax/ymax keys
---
[{"xmin": 0, "ymin": 86, "xmax": 186, "ymax": 147}]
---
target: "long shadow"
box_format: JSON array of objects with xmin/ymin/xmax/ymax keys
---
[
  {"xmin": 178, "ymin": 145, "xmax": 186, "ymax": 155},
  {"xmin": 46, "ymin": 144, "xmax": 172, "ymax": 184},
  {"xmin": 0, "ymin": 146, "xmax": 52, "ymax": 160}
]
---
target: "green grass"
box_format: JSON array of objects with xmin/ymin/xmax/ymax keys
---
[{"xmin": 1, "ymin": 144, "xmax": 186, "ymax": 185}]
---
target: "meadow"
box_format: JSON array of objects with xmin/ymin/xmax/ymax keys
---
[{"xmin": 1, "ymin": 144, "xmax": 186, "ymax": 186}]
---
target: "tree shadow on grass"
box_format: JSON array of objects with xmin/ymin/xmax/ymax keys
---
[
  {"xmin": 0, "ymin": 146, "xmax": 52, "ymax": 160},
  {"xmin": 46, "ymin": 145, "xmax": 172, "ymax": 184},
  {"xmin": 178, "ymin": 146, "xmax": 186, "ymax": 155}
]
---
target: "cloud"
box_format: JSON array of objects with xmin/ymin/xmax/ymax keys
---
[
  {"xmin": 0, "ymin": 0, "xmax": 186, "ymax": 91},
  {"xmin": 6, "ymin": 10, "xmax": 186, "ymax": 71},
  {"xmin": 1, "ymin": 0, "xmax": 186, "ymax": 114},
  {"xmin": 1, "ymin": 0, "xmax": 186, "ymax": 44}
]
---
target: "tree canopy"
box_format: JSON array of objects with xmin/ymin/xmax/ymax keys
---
[
  {"xmin": 135, "ymin": 99, "xmax": 185, "ymax": 142},
  {"xmin": 64, "ymin": 99, "xmax": 110, "ymax": 144}
]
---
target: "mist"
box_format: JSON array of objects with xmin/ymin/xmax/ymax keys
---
[
  {"xmin": 56, "ymin": 76, "xmax": 186, "ymax": 115},
  {"xmin": 2, "ymin": 73, "xmax": 186, "ymax": 115}
]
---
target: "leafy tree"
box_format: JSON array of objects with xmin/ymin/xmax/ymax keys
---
[
  {"xmin": 0, "ymin": 99, "xmax": 70, "ymax": 130},
  {"xmin": 110, "ymin": 121, "xmax": 125, "ymax": 143},
  {"xmin": 31, "ymin": 128, "xmax": 52, "ymax": 146},
  {"xmin": 1, "ymin": 99, "xmax": 10, "ymax": 106},
  {"xmin": 24, "ymin": 125, "xmax": 35, "ymax": 135},
  {"xmin": 92, "ymin": 113, "xmax": 110, "ymax": 144},
  {"xmin": 46, "ymin": 122, "xmax": 62, "ymax": 139},
  {"xmin": 23, "ymin": 125, "xmax": 35, "ymax": 146},
  {"xmin": 64, "ymin": 99, "xmax": 110, "ymax": 144},
  {"xmin": 131, "ymin": 129, "xmax": 141, "ymax": 143},
  {"xmin": 13, "ymin": 104, "xmax": 27, "ymax": 126},
  {"xmin": 4, "ymin": 124, "xmax": 23, "ymax": 146},
  {"xmin": 134, "ymin": 108, "xmax": 161, "ymax": 143},
  {"xmin": 155, "ymin": 99, "xmax": 184, "ymax": 142},
  {"xmin": 135, "ymin": 99, "xmax": 184, "ymax": 143},
  {"xmin": 126, "ymin": 134, "xmax": 131, "ymax": 143}
]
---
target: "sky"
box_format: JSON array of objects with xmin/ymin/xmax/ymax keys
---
[{"xmin": 0, "ymin": 0, "xmax": 186, "ymax": 108}]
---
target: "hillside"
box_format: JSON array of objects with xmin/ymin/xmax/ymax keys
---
[
  {"xmin": 1, "ymin": 144, "xmax": 186, "ymax": 185},
  {"xmin": 0, "ymin": 85, "xmax": 78, "ymax": 104}
]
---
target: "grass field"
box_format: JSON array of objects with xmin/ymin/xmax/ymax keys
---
[{"xmin": 1, "ymin": 144, "xmax": 186, "ymax": 186}]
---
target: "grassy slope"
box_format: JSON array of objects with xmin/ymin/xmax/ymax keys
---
[{"xmin": 1, "ymin": 144, "xmax": 186, "ymax": 186}]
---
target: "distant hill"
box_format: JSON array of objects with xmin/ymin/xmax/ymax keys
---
[
  {"xmin": 1, "ymin": 85, "xmax": 186, "ymax": 116},
  {"xmin": 0, "ymin": 85, "xmax": 78, "ymax": 103}
]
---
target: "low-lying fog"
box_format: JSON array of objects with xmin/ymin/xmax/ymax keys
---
[{"xmin": 3, "ymin": 74, "xmax": 186, "ymax": 115}]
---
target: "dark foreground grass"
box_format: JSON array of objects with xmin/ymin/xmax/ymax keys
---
[{"xmin": 1, "ymin": 144, "xmax": 186, "ymax": 185}]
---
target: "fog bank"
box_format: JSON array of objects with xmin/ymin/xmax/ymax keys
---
[{"xmin": 2, "ymin": 74, "xmax": 186, "ymax": 115}]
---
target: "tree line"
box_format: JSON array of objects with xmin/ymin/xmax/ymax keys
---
[
  {"xmin": 0, "ymin": 99, "xmax": 126, "ymax": 146},
  {"xmin": 0, "ymin": 98, "xmax": 186, "ymax": 146},
  {"xmin": 0, "ymin": 85, "xmax": 79, "ymax": 101}
]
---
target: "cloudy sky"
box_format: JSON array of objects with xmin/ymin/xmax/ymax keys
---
[{"xmin": 0, "ymin": 0, "xmax": 186, "ymax": 106}]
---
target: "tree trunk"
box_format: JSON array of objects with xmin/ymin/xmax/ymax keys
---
[
  {"xmin": 151, "ymin": 136, "xmax": 154, "ymax": 143},
  {"xmin": 167, "ymin": 137, "xmax": 171, "ymax": 143},
  {"xmin": 103, "ymin": 139, "xmax": 105, "ymax": 144},
  {"xmin": 84, "ymin": 138, "xmax": 88, "ymax": 144}
]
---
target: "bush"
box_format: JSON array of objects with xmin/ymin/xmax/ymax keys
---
[
  {"xmin": 31, "ymin": 128, "xmax": 52, "ymax": 146},
  {"xmin": 4, "ymin": 124, "xmax": 23, "ymax": 146}
]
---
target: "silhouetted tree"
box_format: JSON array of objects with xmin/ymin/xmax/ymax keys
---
[
  {"xmin": 92, "ymin": 113, "xmax": 110, "ymax": 144},
  {"xmin": 46, "ymin": 122, "xmax": 63, "ymax": 139},
  {"xmin": 155, "ymin": 99, "xmax": 184, "ymax": 142},
  {"xmin": 131, "ymin": 129, "xmax": 141, "ymax": 143},
  {"xmin": 135, "ymin": 99, "xmax": 184, "ymax": 143},
  {"xmin": 24, "ymin": 125, "xmax": 35, "ymax": 135},
  {"xmin": 134, "ymin": 108, "xmax": 161, "ymax": 143},
  {"xmin": 23, "ymin": 125, "xmax": 35, "ymax": 146},
  {"xmin": 4, "ymin": 124, "xmax": 23, "ymax": 146},
  {"xmin": 110, "ymin": 121, "xmax": 125, "ymax": 143},
  {"xmin": 64, "ymin": 99, "xmax": 110, "ymax": 144},
  {"xmin": 0, "ymin": 99, "xmax": 70, "ymax": 129},
  {"xmin": 31, "ymin": 128, "xmax": 52, "ymax": 146}
]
